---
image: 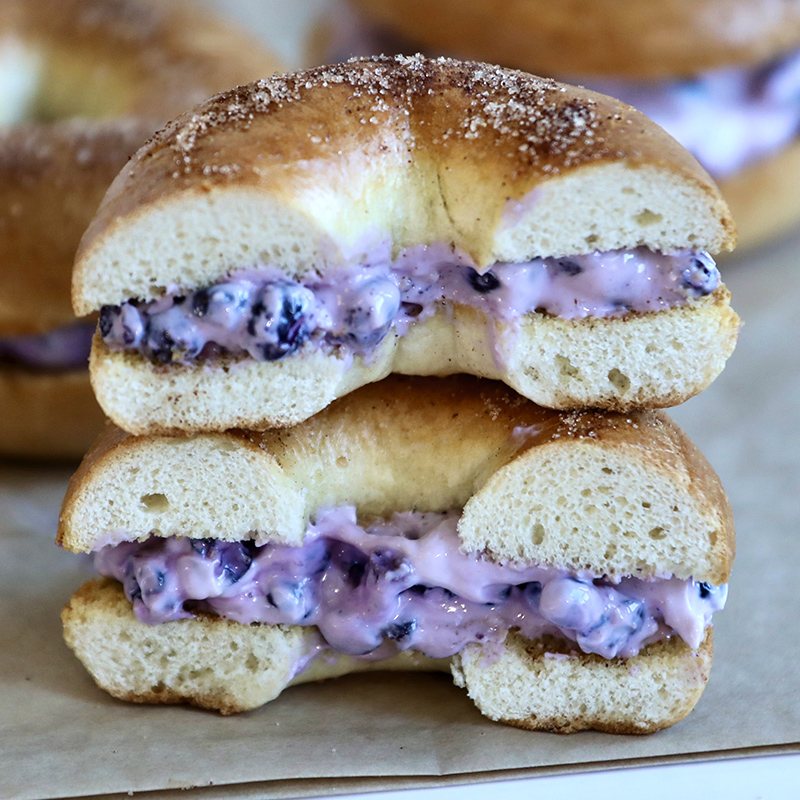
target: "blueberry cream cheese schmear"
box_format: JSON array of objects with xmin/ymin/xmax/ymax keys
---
[
  {"xmin": 98, "ymin": 246, "xmax": 720, "ymax": 366},
  {"xmin": 59, "ymin": 376, "xmax": 736, "ymax": 733},
  {"xmin": 71, "ymin": 56, "xmax": 740, "ymax": 435}
]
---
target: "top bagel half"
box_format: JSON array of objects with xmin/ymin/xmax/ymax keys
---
[{"xmin": 73, "ymin": 56, "xmax": 739, "ymax": 434}]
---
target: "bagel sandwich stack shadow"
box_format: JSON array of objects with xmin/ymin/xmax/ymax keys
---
[{"xmin": 59, "ymin": 56, "xmax": 738, "ymax": 734}]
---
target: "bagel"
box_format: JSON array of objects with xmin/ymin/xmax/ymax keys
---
[
  {"xmin": 0, "ymin": 0, "xmax": 281, "ymax": 459},
  {"xmin": 331, "ymin": 1, "xmax": 800, "ymax": 249},
  {"xmin": 72, "ymin": 56, "xmax": 739, "ymax": 436},
  {"xmin": 58, "ymin": 375, "xmax": 734, "ymax": 733}
]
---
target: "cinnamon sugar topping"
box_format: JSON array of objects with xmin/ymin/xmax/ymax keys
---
[{"xmin": 160, "ymin": 55, "xmax": 607, "ymax": 176}]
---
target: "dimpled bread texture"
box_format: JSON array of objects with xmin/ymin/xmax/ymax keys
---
[
  {"xmin": 63, "ymin": 579, "xmax": 711, "ymax": 732},
  {"xmin": 346, "ymin": 0, "xmax": 800, "ymax": 80},
  {"xmin": 58, "ymin": 376, "xmax": 734, "ymax": 586},
  {"xmin": 72, "ymin": 56, "xmax": 739, "ymax": 430}
]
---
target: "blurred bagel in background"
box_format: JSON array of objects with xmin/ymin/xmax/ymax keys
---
[{"xmin": 0, "ymin": 0, "xmax": 281, "ymax": 460}]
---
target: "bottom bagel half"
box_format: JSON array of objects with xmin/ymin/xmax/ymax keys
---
[{"xmin": 63, "ymin": 578, "xmax": 713, "ymax": 734}]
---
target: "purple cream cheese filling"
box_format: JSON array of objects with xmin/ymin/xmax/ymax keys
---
[
  {"xmin": 99, "ymin": 245, "xmax": 718, "ymax": 366},
  {"xmin": 94, "ymin": 506, "xmax": 727, "ymax": 663},
  {"xmin": 0, "ymin": 321, "xmax": 95, "ymax": 370}
]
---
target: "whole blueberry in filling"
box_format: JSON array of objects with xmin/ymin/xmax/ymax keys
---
[
  {"xmin": 215, "ymin": 540, "xmax": 254, "ymax": 584},
  {"xmin": 246, "ymin": 283, "xmax": 315, "ymax": 361},
  {"xmin": 465, "ymin": 267, "xmax": 501, "ymax": 294},
  {"xmin": 100, "ymin": 304, "xmax": 144, "ymax": 347},
  {"xmin": 98, "ymin": 306, "xmax": 117, "ymax": 339},
  {"xmin": 576, "ymin": 598, "xmax": 646, "ymax": 659}
]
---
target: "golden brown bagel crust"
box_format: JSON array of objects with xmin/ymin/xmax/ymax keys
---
[
  {"xmin": 345, "ymin": 0, "xmax": 800, "ymax": 80},
  {"xmin": 0, "ymin": 0, "xmax": 280, "ymax": 457},
  {"xmin": 72, "ymin": 56, "xmax": 735, "ymax": 315},
  {"xmin": 58, "ymin": 376, "xmax": 735, "ymax": 585},
  {"xmin": 62, "ymin": 578, "xmax": 714, "ymax": 731}
]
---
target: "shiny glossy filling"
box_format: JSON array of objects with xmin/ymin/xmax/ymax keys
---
[
  {"xmin": 95, "ymin": 506, "xmax": 727, "ymax": 662},
  {"xmin": 98, "ymin": 245, "xmax": 718, "ymax": 366}
]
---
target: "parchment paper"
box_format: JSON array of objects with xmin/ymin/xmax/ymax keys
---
[{"xmin": 1, "ymin": 2, "xmax": 799, "ymax": 798}]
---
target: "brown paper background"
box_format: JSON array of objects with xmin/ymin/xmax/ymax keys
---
[{"xmin": 1, "ymin": 2, "xmax": 799, "ymax": 797}]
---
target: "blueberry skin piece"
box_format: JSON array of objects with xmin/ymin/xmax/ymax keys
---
[
  {"xmin": 385, "ymin": 619, "xmax": 417, "ymax": 641},
  {"xmin": 98, "ymin": 306, "xmax": 118, "ymax": 338},
  {"xmin": 465, "ymin": 268, "xmax": 501, "ymax": 293},
  {"xmin": 189, "ymin": 538, "xmax": 215, "ymax": 558},
  {"xmin": 522, "ymin": 581, "xmax": 542, "ymax": 609},
  {"xmin": 553, "ymin": 258, "xmax": 583, "ymax": 276}
]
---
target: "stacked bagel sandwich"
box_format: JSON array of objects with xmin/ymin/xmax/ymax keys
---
[
  {"xmin": 0, "ymin": 0, "xmax": 281, "ymax": 459},
  {"xmin": 60, "ymin": 56, "xmax": 738, "ymax": 734},
  {"xmin": 327, "ymin": 0, "xmax": 800, "ymax": 249}
]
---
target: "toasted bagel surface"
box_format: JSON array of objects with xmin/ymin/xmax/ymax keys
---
[{"xmin": 72, "ymin": 56, "xmax": 735, "ymax": 315}]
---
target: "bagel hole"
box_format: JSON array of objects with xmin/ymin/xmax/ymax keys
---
[{"xmin": 141, "ymin": 493, "xmax": 169, "ymax": 513}]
